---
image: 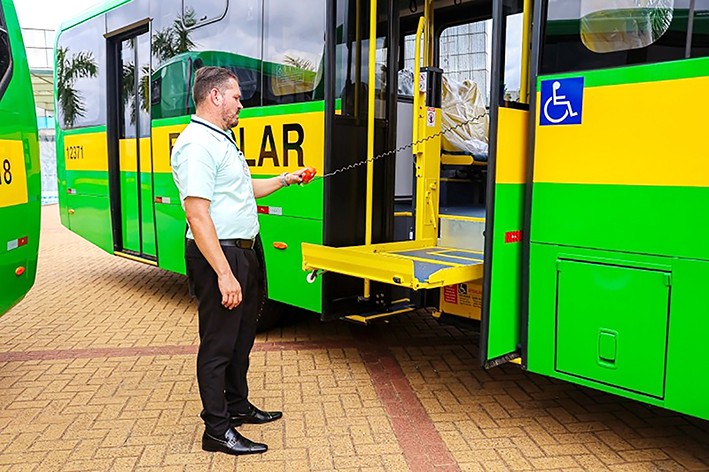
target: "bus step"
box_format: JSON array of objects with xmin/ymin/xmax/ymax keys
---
[{"xmin": 342, "ymin": 299, "xmax": 416, "ymax": 326}]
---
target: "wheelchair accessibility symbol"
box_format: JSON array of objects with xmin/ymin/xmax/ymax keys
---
[{"xmin": 540, "ymin": 77, "xmax": 584, "ymax": 126}]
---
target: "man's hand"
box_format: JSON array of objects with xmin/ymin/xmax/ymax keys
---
[
  {"xmin": 218, "ymin": 270, "xmax": 243, "ymax": 309},
  {"xmin": 285, "ymin": 167, "xmax": 313, "ymax": 185},
  {"xmin": 253, "ymin": 167, "xmax": 316, "ymax": 198},
  {"xmin": 185, "ymin": 196, "xmax": 242, "ymax": 311}
]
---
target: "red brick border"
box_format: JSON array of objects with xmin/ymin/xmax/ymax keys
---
[{"xmin": 358, "ymin": 344, "xmax": 460, "ymax": 472}]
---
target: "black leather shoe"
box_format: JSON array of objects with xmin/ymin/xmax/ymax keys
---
[
  {"xmin": 230, "ymin": 405, "xmax": 283, "ymax": 426},
  {"xmin": 202, "ymin": 427, "xmax": 267, "ymax": 455}
]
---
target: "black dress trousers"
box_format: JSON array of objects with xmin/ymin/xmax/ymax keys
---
[{"xmin": 185, "ymin": 239, "xmax": 261, "ymax": 437}]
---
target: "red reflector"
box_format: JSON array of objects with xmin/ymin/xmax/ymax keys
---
[
  {"xmin": 155, "ymin": 197, "xmax": 163, "ymax": 204},
  {"xmin": 505, "ymin": 230, "xmax": 522, "ymax": 244},
  {"xmin": 18, "ymin": 236, "xmax": 28, "ymax": 247},
  {"xmin": 273, "ymin": 242, "xmax": 288, "ymax": 250},
  {"xmin": 257, "ymin": 206, "xmax": 269, "ymax": 214},
  {"xmin": 15, "ymin": 266, "xmax": 25, "ymax": 276}
]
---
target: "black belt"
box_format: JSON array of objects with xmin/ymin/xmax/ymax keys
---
[{"xmin": 219, "ymin": 238, "xmax": 255, "ymax": 250}]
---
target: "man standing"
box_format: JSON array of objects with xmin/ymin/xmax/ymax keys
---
[{"xmin": 171, "ymin": 66, "xmax": 308, "ymax": 455}]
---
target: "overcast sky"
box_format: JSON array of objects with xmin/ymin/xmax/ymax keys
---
[{"xmin": 15, "ymin": 0, "xmax": 102, "ymax": 30}]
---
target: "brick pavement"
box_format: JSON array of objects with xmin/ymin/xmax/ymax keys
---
[{"xmin": 0, "ymin": 205, "xmax": 708, "ymax": 471}]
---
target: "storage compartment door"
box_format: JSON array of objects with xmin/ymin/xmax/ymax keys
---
[{"xmin": 555, "ymin": 260, "xmax": 671, "ymax": 398}]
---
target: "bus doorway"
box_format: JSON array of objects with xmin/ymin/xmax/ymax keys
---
[
  {"xmin": 108, "ymin": 26, "xmax": 157, "ymax": 262},
  {"xmin": 307, "ymin": 0, "xmax": 530, "ymax": 339}
]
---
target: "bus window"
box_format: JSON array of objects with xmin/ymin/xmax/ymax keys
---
[
  {"xmin": 502, "ymin": 12, "xmax": 525, "ymax": 105},
  {"xmin": 439, "ymin": 20, "xmax": 492, "ymax": 105},
  {"xmin": 691, "ymin": 0, "xmax": 709, "ymax": 57},
  {"xmin": 151, "ymin": 0, "xmax": 263, "ymax": 110},
  {"xmin": 399, "ymin": 33, "xmax": 416, "ymax": 97},
  {"xmin": 541, "ymin": 0, "xmax": 689, "ymax": 74},
  {"xmin": 438, "ymin": 20, "xmax": 492, "ymax": 159},
  {"xmin": 0, "ymin": 5, "xmax": 11, "ymax": 99},
  {"xmin": 183, "ymin": 0, "xmax": 227, "ymax": 29},
  {"xmin": 56, "ymin": 17, "xmax": 105, "ymax": 129},
  {"xmin": 262, "ymin": 0, "xmax": 325, "ymax": 105},
  {"xmin": 580, "ymin": 0, "xmax": 674, "ymax": 53},
  {"xmin": 334, "ymin": 0, "xmax": 388, "ymax": 118}
]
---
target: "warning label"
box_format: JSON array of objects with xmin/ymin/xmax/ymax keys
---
[
  {"xmin": 443, "ymin": 285, "xmax": 458, "ymax": 304},
  {"xmin": 441, "ymin": 282, "xmax": 483, "ymax": 320},
  {"xmin": 443, "ymin": 283, "xmax": 482, "ymax": 309}
]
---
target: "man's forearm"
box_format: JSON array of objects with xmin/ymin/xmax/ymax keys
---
[{"xmin": 252, "ymin": 176, "xmax": 284, "ymax": 199}]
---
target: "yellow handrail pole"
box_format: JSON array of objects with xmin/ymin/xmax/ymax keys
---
[
  {"xmin": 520, "ymin": 0, "xmax": 532, "ymax": 103},
  {"xmin": 412, "ymin": 17, "xmax": 425, "ymax": 240},
  {"xmin": 355, "ymin": 0, "xmax": 362, "ymax": 117},
  {"xmin": 364, "ymin": 0, "xmax": 378, "ymax": 298},
  {"xmin": 412, "ymin": 17, "xmax": 424, "ymax": 158},
  {"xmin": 424, "ymin": 0, "xmax": 434, "ymax": 66}
]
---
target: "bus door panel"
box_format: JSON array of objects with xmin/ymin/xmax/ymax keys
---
[
  {"xmin": 481, "ymin": 0, "xmax": 528, "ymax": 367},
  {"xmin": 116, "ymin": 30, "xmax": 156, "ymax": 259},
  {"xmin": 321, "ymin": 0, "xmax": 397, "ymax": 320},
  {"xmin": 136, "ymin": 33, "xmax": 156, "ymax": 258}
]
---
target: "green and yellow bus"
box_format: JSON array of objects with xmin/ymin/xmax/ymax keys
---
[
  {"xmin": 56, "ymin": 0, "xmax": 709, "ymax": 421},
  {"xmin": 0, "ymin": 0, "xmax": 40, "ymax": 316}
]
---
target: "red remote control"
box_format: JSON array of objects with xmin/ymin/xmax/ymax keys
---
[{"xmin": 301, "ymin": 167, "xmax": 317, "ymax": 184}]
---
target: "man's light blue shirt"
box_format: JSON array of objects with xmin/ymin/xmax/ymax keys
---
[{"xmin": 171, "ymin": 115, "xmax": 259, "ymax": 240}]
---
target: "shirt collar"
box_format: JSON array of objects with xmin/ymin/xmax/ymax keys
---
[{"xmin": 190, "ymin": 115, "xmax": 238, "ymax": 148}]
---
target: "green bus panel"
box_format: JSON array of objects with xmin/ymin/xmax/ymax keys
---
[
  {"xmin": 154, "ymin": 201, "xmax": 186, "ymax": 274},
  {"xmin": 56, "ymin": 147, "xmax": 69, "ymax": 228},
  {"xmin": 0, "ymin": 204, "xmax": 40, "ymax": 312},
  {"xmin": 531, "ymin": 183, "xmax": 709, "ymax": 261},
  {"xmin": 65, "ymin": 170, "xmax": 109, "ymax": 197},
  {"xmin": 152, "ymin": 171, "xmax": 181, "ymax": 212},
  {"xmin": 555, "ymin": 260, "xmax": 670, "ymax": 398},
  {"xmin": 664, "ymin": 258, "xmax": 709, "ymax": 419},
  {"xmin": 528, "ymin": 242, "xmax": 709, "ymax": 417},
  {"xmin": 65, "ymin": 194, "xmax": 114, "ymax": 253},
  {"xmin": 140, "ymin": 171, "xmax": 157, "ymax": 257},
  {"xmin": 0, "ymin": 0, "xmax": 40, "ymax": 315},
  {"xmin": 256, "ymin": 176, "xmax": 324, "ymax": 221},
  {"xmin": 486, "ymin": 183, "xmax": 525, "ymax": 360},
  {"xmin": 539, "ymin": 55, "xmax": 709, "ymax": 89},
  {"xmin": 258, "ymin": 215, "xmax": 323, "ymax": 313},
  {"xmin": 120, "ymin": 171, "xmax": 141, "ymax": 253}
]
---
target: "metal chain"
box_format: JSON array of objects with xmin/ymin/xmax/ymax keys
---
[{"xmin": 320, "ymin": 111, "xmax": 489, "ymax": 179}]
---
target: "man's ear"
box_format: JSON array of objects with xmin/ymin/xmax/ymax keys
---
[{"xmin": 210, "ymin": 88, "xmax": 222, "ymax": 106}]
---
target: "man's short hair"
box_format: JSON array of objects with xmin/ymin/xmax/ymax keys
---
[{"xmin": 192, "ymin": 66, "xmax": 239, "ymax": 106}]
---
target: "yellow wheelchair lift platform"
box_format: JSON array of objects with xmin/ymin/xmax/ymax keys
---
[
  {"xmin": 302, "ymin": 240, "xmax": 484, "ymax": 291},
  {"xmin": 302, "ymin": 8, "xmax": 483, "ymax": 322}
]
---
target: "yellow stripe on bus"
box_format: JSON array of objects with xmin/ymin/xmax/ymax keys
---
[
  {"xmin": 0, "ymin": 140, "xmax": 28, "ymax": 208},
  {"xmin": 119, "ymin": 139, "xmax": 137, "ymax": 173},
  {"xmin": 534, "ymin": 76, "xmax": 709, "ymax": 187},
  {"xmin": 64, "ymin": 132, "xmax": 107, "ymax": 172},
  {"xmin": 64, "ymin": 111, "xmax": 326, "ymax": 176},
  {"xmin": 118, "ymin": 138, "xmax": 152, "ymax": 173},
  {"xmin": 496, "ymin": 107, "xmax": 528, "ymax": 185},
  {"xmin": 153, "ymin": 111, "xmax": 326, "ymax": 175}
]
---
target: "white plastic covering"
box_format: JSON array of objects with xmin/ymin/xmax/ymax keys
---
[
  {"xmin": 398, "ymin": 68, "xmax": 414, "ymax": 96},
  {"xmin": 440, "ymin": 75, "xmax": 489, "ymax": 157},
  {"xmin": 580, "ymin": 0, "xmax": 675, "ymax": 53}
]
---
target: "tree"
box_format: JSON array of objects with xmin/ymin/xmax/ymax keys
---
[
  {"xmin": 56, "ymin": 47, "xmax": 98, "ymax": 128},
  {"xmin": 121, "ymin": 60, "xmax": 152, "ymax": 126},
  {"xmin": 152, "ymin": 8, "xmax": 197, "ymax": 62},
  {"xmin": 283, "ymin": 55, "xmax": 316, "ymax": 72}
]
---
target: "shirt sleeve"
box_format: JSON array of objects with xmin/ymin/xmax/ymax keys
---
[{"xmin": 173, "ymin": 140, "xmax": 217, "ymax": 202}]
